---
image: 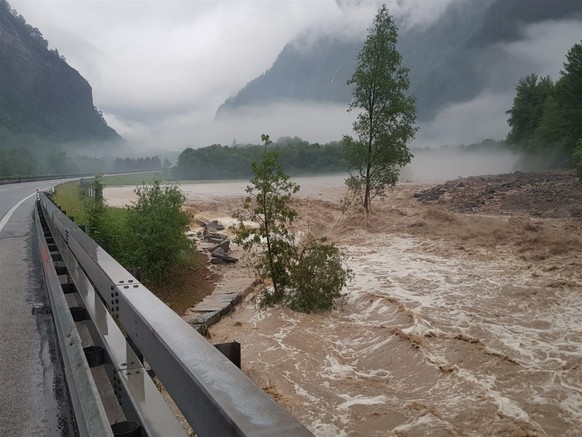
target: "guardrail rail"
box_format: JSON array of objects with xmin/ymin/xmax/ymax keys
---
[{"xmin": 36, "ymin": 191, "xmax": 313, "ymax": 437}]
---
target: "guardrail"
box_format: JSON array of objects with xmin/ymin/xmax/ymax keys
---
[{"xmin": 36, "ymin": 191, "xmax": 313, "ymax": 436}]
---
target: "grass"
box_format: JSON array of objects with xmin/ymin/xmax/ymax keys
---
[
  {"xmin": 102, "ymin": 170, "xmax": 176, "ymax": 187},
  {"xmin": 52, "ymin": 181, "xmax": 88, "ymax": 225}
]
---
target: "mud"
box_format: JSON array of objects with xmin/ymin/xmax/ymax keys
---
[{"xmin": 105, "ymin": 172, "xmax": 582, "ymax": 436}]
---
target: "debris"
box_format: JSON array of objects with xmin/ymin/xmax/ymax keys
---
[
  {"xmin": 211, "ymin": 239, "xmax": 230, "ymax": 253},
  {"xmin": 211, "ymin": 248, "xmax": 238, "ymax": 263}
]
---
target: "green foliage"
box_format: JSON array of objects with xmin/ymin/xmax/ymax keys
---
[
  {"xmin": 506, "ymin": 39, "xmax": 582, "ymax": 167},
  {"xmin": 506, "ymin": 74, "xmax": 555, "ymax": 148},
  {"xmin": 233, "ymin": 135, "xmax": 300, "ymax": 303},
  {"xmin": 174, "ymin": 139, "xmax": 346, "ymax": 180},
  {"xmin": 343, "ymin": 5, "xmax": 417, "ymax": 220},
  {"xmin": 0, "ymin": 147, "xmax": 37, "ymax": 178},
  {"xmin": 556, "ymin": 40, "xmax": 582, "ymax": 153},
  {"xmin": 52, "ymin": 181, "xmax": 88, "ymax": 223},
  {"xmin": 573, "ymin": 139, "xmax": 582, "ymax": 180},
  {"xmin": 287, "ymin": 237, "xmax": 352, "ymax": 313},
  {"xmin": 124, "ymin": 181, "xmax": 194, "ymax": 284},
  {"xmin": 233, "ymin": 135, "xmax": 350, "ymax": 312},
  {"xmin": 52, "ymin": 178, "xmax": 195, "ymax": 287},
  {"xmin": 113, "ymin": 156, "xmax": 163, "ymax": 172},
  {"xmin": 85, "ymin": 175, "xmax": 107, "ymax": 241}
]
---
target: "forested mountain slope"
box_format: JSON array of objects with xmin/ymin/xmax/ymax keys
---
[
  {"xmin": 0, "ymin": 0, "xmax": 121, "ymax": 148},
  {"xmin": 217, "ymin": 0, "xmax": 582, "ymax": 122}
]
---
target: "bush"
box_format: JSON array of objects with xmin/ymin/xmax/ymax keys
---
[
  {"xmin": 287, "ymin": 237, "xmax": 352, "ymax": 313},
  {"xmin": 124, "ymin": 181, "xmax": 194, "ymax": 284}
]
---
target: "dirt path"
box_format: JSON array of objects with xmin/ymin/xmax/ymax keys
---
[{"xmin": 106, "ymin": 172, "xmax": 582, "ymax": 436}]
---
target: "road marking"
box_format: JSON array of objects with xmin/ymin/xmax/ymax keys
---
[{"xmin": 0, "ymin": 192, "xmax": 37, "ymax": 234}]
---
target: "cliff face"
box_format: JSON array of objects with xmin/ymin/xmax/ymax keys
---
[
  {"xmin": 217, "ymin": 0, "xmax": 582, "ymax": 122},
  {"xmin": 0, "ymin": 0, "xmax": 121, "ymax": 146}
]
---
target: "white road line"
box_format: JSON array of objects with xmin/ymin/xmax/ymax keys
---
[{"xmin": 0, "ymin": 192, "xmax": 37, "ymax": 234}]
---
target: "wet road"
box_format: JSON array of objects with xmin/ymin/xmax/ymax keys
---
[{"xmin": 0, "ymin": 181, "xmax": 77, "ymax": 436}]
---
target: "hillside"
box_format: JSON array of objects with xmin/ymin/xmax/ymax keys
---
[
  {"xmin": 217, "ymin": 0, "xmax": 582, "ymax": 122},
  {"xmin": 0, "ymin": 0, "xmax": 121, "ymax": 148}
]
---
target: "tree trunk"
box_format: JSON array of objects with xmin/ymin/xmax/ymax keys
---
[{"xmin": 364, "ymin": 115, "xmax": 373, "ymax": 226}]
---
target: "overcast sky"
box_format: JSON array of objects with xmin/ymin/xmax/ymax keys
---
[{"xmin": 8, "ymin": 0, "xmax": 582, "ymax": 152}]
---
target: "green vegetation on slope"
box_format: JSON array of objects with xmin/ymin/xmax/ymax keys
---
[
  {"xmin": 0, "ymin": 0, "xmax": 121, "ymax": 144},
  {"xmin": 506, "ymin": 39, "xmax": 582, "ymax": 170}
]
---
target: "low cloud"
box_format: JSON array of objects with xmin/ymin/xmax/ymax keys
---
[
  {"xmin": 385, "ymin": 0, "xmax": 468, "ymax": 30},
  {"xmin": 404, "ymin": 149, "xmax": 520, "ymax": 183},
  {"xmin": 500, "ymin": 19, "xmax": 582, "ymax": 80},
  {"xmin": 8, "ymin": 1, "xmax": 581, "ymax": 154},
  {"xmin": 415, "ymin": 92, "xmax": 512, "ymax": 147},
  {"xmin": 108, "ymin": 102, "xmax": 355, "ymax": 150}
]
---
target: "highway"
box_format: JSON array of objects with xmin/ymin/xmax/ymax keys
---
[{"xmin": 0, "ymin": 181, "xmax": 77, "ymax": 436}]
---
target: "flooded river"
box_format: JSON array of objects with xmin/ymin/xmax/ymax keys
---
[
  {"xmin": 210, "ymin": 225, "xmax": 582, "ymax": 436},
  {"xmin": 105, "ymin": 174, "xmax": 582, "ymax": 436}
]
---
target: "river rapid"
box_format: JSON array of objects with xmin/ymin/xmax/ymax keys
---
[{"xmin": 105, "ymin": 174, "xmax": 582, "ymax": 436}]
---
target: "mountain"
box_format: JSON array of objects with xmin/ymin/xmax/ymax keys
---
[
  {"xmin": 217, "ymin": 0, "xmax": 582, "ymax": 122},
  {"xmin": 0, "ymin": 0, "xmax": 122, "ymax": 148}
]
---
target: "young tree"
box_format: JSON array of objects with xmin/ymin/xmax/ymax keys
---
[
  {"xmin": 233, "ymin": 134, "xmax": 300, "ymax": 305},
  {"xmin": 343, "ymin": 4, "xmax": 417, "ymax": 222},
  {"xmin": 233, "ymin": 135, "xmax": 351, "ymax": 312}
]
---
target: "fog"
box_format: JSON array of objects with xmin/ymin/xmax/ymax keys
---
[
  {"xmin": 106, "ymin": 102, "xmax": 355, "ymax": 149},
  {"xmin": 111, "ymin": 17, "xmax": 581, "ymax": 153},
  {"xmin": 7, "ymin": 0, "xmax": 582, "ymax": 156},
  {"xmin": 403, "ymin": 149, "xmax": 520, "ymax": 184}
]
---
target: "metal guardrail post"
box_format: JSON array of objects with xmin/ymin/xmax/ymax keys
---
[{"xmin": 39, "ymin": 192, "xmax": 313, "ymax": 437}]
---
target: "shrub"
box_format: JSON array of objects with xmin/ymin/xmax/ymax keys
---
[
  {"xmin": 287, "ymin": 237, "xmax": 352, "ymax": 313},
  {"xmin": 125, "ymin": 181, "xmax": 194, "ymax": 283}
]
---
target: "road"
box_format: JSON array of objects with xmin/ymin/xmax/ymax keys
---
[{"xmin": 0, "ymin": 181, "xmax": 77, "ymax": 436}]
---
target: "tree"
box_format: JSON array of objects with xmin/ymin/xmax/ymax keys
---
[
  {"xmin": 125, "ymin": 181, "xmax": 194, "ymax": 283},
  {"xmin": 233, "ymin": 134, "xmax": 299, "ymax": 305},
  {"xmin": 233, "ymin": 134, "xmax": 351, "ymax": 312},
  {"xmin": 343, "ymin": 4, "xmax": 417, "ymax": 222},
  {"xmin": 573, "ymin": 139, "xmax": 582, "ymax": 180},
  {"xmin": 556, "ymin": 40, "xmax": 582, "ymax": 153},
  {"xmin": 506, "ymin": 74, "xmax": 555, "ymax": 149}
]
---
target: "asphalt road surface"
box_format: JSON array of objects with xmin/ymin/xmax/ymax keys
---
[{"xmin": 0, "ymin": 181, "xmax": 77, "ymax": 436}]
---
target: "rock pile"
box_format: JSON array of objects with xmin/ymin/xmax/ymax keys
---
[
  {"xmin": 191, "ymin": 218, "xmax": 239, "ymax": 264},
  {"xmin": 413, "ymin": 171, "xmax": 582, "ymax": 218}
]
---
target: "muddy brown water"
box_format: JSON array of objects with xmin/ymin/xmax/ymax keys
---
[
  {"xmin": 106, "ymin": 175, "xmax": 582, "ymax": 436},
  {"xmin": 211, "ymin": 230, "xmax": 582, "ymax": 436}
]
